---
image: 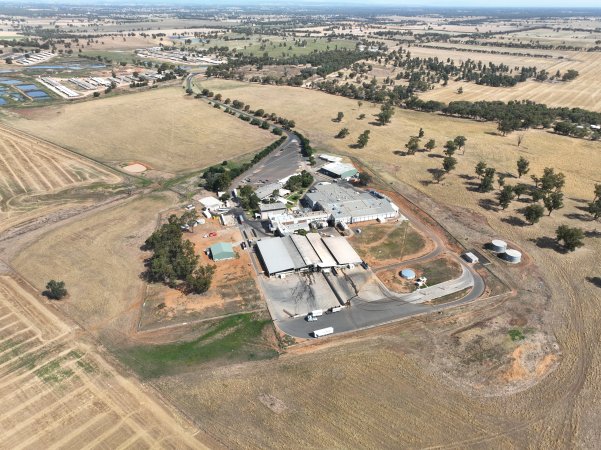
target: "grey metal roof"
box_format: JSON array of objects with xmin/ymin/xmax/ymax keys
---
[
  {"xmin": 256, "ymin": 238, "xmax": 295, "ymax": 274},
  {"xmin": 290, "ymin": 235, "xmax": 321, "ymax": 266},
  {"xmin": 306, "ymin": 233, "xmax": 337, "ymax": 267},
  {"xmin": 321, "ymin": 162, "xmax": 358, "ymax": 177},
  {"xmin": 282, "ymin": 236, "xmax": 307, "ymax": 270},
  {"xmin": 259, "ymin": 202, "xmax": 287, "ymax": 212},
  {"xmin": 304, "ymin": 183, "xmax": 399, "ymax": 221},
  {"xmin": 322, "ymin": 236, "xmax": 363, "ymax": 265}
]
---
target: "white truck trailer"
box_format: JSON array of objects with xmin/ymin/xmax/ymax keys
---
[{"xmin": 312, "ymin": 327, "xmax": 334, "ymax": 338}]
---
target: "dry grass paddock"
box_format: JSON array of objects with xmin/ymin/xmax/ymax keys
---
[{"xmin": 7, "ymin": 87, "xmax": 276, "ymax": 174}]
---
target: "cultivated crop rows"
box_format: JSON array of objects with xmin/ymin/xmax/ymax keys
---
[{"xmin": 0, "ymin": 276, "xmax": 201, "ymax": 449}]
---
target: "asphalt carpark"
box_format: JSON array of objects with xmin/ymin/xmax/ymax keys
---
[
  {"xmin": 259, "ymin": 271, "xmax": 343, "ymax": 320},
  {"xmin": 244, "ymin": 135, "xmax": 307, "ymax": 186}
]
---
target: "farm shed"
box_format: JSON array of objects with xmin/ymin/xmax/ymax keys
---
[
  {"xmin": 321, "ymin": 236, "xmax": 363, "ymax": 266},
  {"xmin": 320, "ymin": 162, "xmax": 358, "ymax": 179},
  {"xmin": 209, "ymin": 242, "xmax": 235, "ymax": 261}
]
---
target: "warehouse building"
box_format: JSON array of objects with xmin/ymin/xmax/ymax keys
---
[
  {"xmin": 320, "ymin": 162, "xmax": 358, "ymax": 179},
  {"xmin": 303, "ymin": 183, "xmax": 403, "ymax": 224},
  {"xmin": 256, "ymin": 234, "xmax": 363, "ymax": 276}
]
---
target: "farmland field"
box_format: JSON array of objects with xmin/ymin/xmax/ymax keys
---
[
  {"xmin": 0, "ymin": 275, "xmax": 203, "ymax": 449},
  {"xmin": 0, "ymin": 125, "xmax": 122, "ymax": 233},
  {"xmin": 7, "ymin": 87, "xmax": 276, "ymax": 174},
  {"xmin": 11, "ymin": 193, "xmax": 177, "ymax": 337}
]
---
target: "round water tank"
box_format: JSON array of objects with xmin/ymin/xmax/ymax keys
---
[
  {"xmin": 502, "ymin": 249, "xmax": 522, "ymax": 263},
  {"xmin": 490, "ymin": 239, "xmax": 508, "ymax": 253},
  {"xmin": 400, "ymin": 269, "xmax": 416, "ymax": 280}
]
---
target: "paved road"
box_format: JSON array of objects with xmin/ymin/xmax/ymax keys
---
[{"xmin": 277, "ymin": 266, "xmax": 484, "ymax": 338}]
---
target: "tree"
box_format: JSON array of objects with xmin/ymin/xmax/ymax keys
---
[
  {"xmin": 513, "ymin": 184, "xmax": 528, "ymax": 200},
  {"xmin": 479, "ymin": 167, "xmax": 496, "ymax": 192},
  {"xmin": 594, "ymin": 183, "xmax": 601, "ymax": 201},
  {"xmin": 357, "ymin": 172, "xmax": 373, "ymax": 186},
  {"xmin": 431, "ymin": 169, "xmax": 445, "ymax": 184},
  {"xmin": 418, "ymin": 128, "xmax": 425, "ymax": 138},
  {"xmin": 475, "ymin": 161, "xmax": 487, "ymax": 179},
  {"xmin": 544, "ymin": 191, "xmax": 564, "ymax": 216},
  {"xmin": 587, "ymin": 198, "xmax": 601, "ymax": 220},
  {"xmin": 524, "ymin": 204, "xmax": 545, "ymax": 224},
  {"xmin": 424, "ymin": 139, "xmax": 436, "ymax": 152},
  {"xmin": 453, "ymin": 135, "xmax": 467, "ymax": 153},
  {"xmin": 185, "ymin": 265, "xmax": 216, "ymax": 294},
  {"xmin": 517, "ymin": 134, "xmax": 525, "ymax": 147},
  {"xmin": 540, "ymin": 168, "xmax": 565, "ymax": 192},
  {"xmin": 358, "ymin": 113, "xmax": 366, "ymax": 120},
  {"xmin": 498, "ymin": 185, "xmax": 515, "ymax": 210},
  {"xmin": 336, "ymin": 127, "xmax": 349, "ymax": 138},
  {"xmin": 335, "ymin": 111, "xmax": 344, "ymax": 122},
  {"xmin": 443, "ymin": 140, "xmax": 457, "ymax": 156},
  {"xmin": 376, "ymin": 103, "xmax": 394, "ymax": 125},
  {"xmin": 356, "ymin": 130, "xmax": 370, "ymax": 148},
  {"xmin": 44, "ymin": 280, "xmax": 67, "ymax": 300},
  {"xmin": 517, "ymin": 156, "xmax": 530, "ymax": 178},
  {"xmin": 497, "ymin": 173, "xmax": 506, "ymax": 188},
  {"xmin": 442, "ymin": 156, "xmax": 457, "ymax": 173},
  {"xmin": 556, "ymin": 225, "xmax": 585, "ymax": 252},
  {"xmin": 405, "ymin": 136, "xmax": 420, "ymax": 155}
]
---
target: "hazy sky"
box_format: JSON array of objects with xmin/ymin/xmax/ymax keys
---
[{"xmin": 6, "ymin": 0, "xmax": 601, "ymax": 8}]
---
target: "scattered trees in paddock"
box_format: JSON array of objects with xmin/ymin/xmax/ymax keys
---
[
  {"xmin": 524, "ymin": 204, "xmax": 545, "ymax": 224},
  {"xmin": 356, "ymin": 130, "xmax": 371, "ymax": 148},
  {"xmin": 336, "ymin": 127, "xmax": 350, "ymax": 138}
]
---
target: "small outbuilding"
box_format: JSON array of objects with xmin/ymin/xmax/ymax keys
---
[
  {"xmin": 462, "ymin": 252, "xmax": 479, "ymax": 264},
  {"xmin": 320, "ymin": 162, "xmax": 358, "ymax": 179},
  {"xmin": 209, "ymin": 242, "xmax": 235, "ymax": 261}
]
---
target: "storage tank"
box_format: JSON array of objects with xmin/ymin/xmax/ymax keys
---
[
  {"xmin": 490, "ymin": 239, "xmax": 508, "ymax": 253},
  {"xmin": 401, "ymin": 269, "xmax": 416, "ymax": 280},
  {"xmin": 502, "ymin": 249, "xmax": 522, "ymax": 264}
]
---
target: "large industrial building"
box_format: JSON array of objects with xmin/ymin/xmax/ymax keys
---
[
  {"xmin": 256, "ymin": 234, "xmax": 363, "ymax": 276},
  {"xmin": 303, "ymin": 183, "xmax": 403, "ymax": 224},
  {"xmin": 268, "ymin": 211, "xmax": 330, "ymax": 235}
]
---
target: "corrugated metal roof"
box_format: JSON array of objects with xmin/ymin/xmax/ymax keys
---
[
  {"xmin": 322, "ymin": 236, "xmax": 363, "ymax": 265},
  {"xmin": 282, "ymin": 236, "xmax": 307, "ymax": 269},
  {"xmin": 256, "ymin": 238, "xmax": 295, "ymax": 274},
  {"xmin": 290, "ymin": 235, "xmax": 321, "ymax": 266},
  {"xmin": 306, "ymin": 233, "xmax": 337, "ymax": 267}
]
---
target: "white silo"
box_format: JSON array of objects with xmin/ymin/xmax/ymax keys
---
[
  {"xmin": 490, "ymin": 239, "xmax": 508, "ymax": 253},
  {"xmin": 502, "ymin": 249, "xmax": 522, "ymax": 264}
]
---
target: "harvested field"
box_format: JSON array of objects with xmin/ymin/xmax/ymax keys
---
[
  {"xmin": 0, "ymin": 125, "xmax": 121, "ymax": 233},
  {"xmin": 417, "ymin": 50, "xmax": 601, "ymax": 111},
  {"xmin": 0, "ymin": 275, "xmax": 204, "ymax": 449},
  {"xmin": 11, "ymin": 193, "xmax": 177, "ymax": 338},
  {"xmin": 7, "ymin": 87, "xmax": 275, "ymax": 174}
]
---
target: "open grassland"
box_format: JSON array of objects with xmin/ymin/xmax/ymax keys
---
[
  {"xmin": 11, "ymin": 193, "xmax": 176, "ymax": 338},
  {"xmin": 0, "ymin": 125, "xmax": 122, "ymax": 233},
  {"xmin": 0, "ymin": 275, "xmax": 204, "ymax": 449},
  {"xmin": 7, "ymin": 87, "xmax": 275, "ymax": 174}
]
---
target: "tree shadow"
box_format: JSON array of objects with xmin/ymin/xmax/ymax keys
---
[
  {"xmin": 531, "ymin": 236, "xmax": 566, "ymax": 254},
  {"xmin": 584, "ymin": 229, "xmax": 601, "ymax": 238},
  {"xmin": 427, "ymin": 153, "xmax": 444, "ymax": 159},
  {"xmin": 478, "ymin": 198, "xmax": 498, "ymax": 211},
  {"xmin": 485, "ymin": 131, "xmax": 503, "ymax": 137},
  {"xmin": 393, "ymin": 150, "xmax": 407, "ymax": 156},
  {"xmin": 420, "ymin": 180, "xmax": 433, "ymax": 187},
  {"xmin": 565, "ymin": 212, "xmax": 594, "ymax": 222},
  {"xmin": 458, "ymin": 174, "xmax": 475, "ymax": 181},
  {"xmin": 501, "ymin": 216, "xmax": 528, "ymax": 227},
  {"xmin": 586, "ymin": 277, "xmax": 601, "ymax": 288},
  {"xmin": 465, "ymin": 182, "xmax": 481, "ymax": 192},
  {"xmin": 570, "ymin": 197, "xmax": 589, "ymax": 204}
]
